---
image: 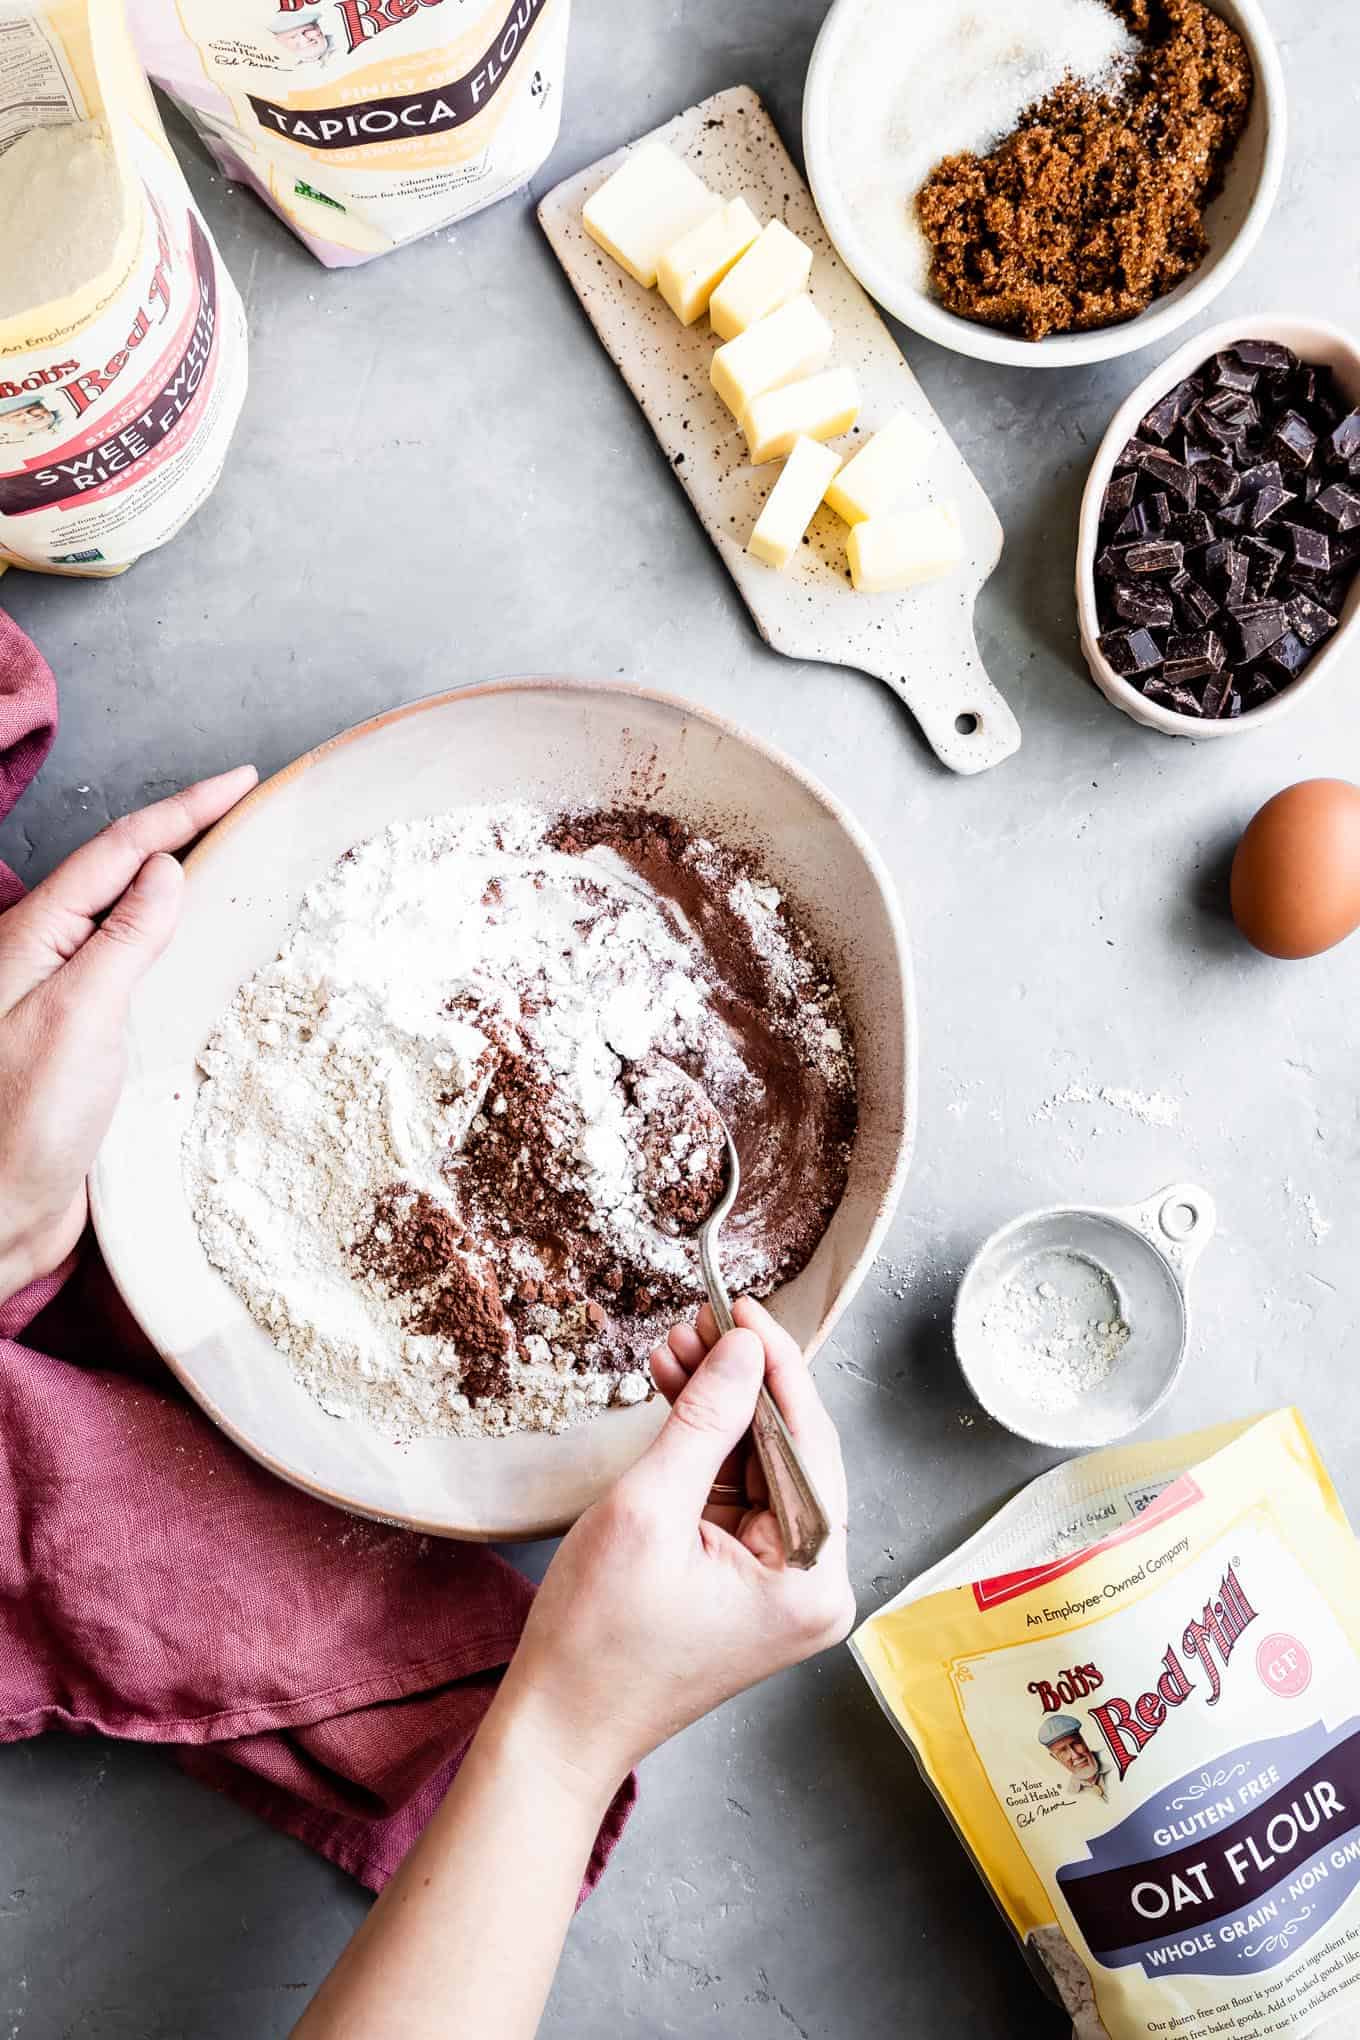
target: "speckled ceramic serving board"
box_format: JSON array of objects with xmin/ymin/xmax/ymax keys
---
[{"xmin": 539, "ymin": 85, "xmax": 1019, "ymax": 776}]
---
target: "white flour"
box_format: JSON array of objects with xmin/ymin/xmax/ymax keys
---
[
  {"xmin": 825, "ymin": 0, "xmax": 1136, "ymax": 291},
  {"xmin": 0, "ymin": 121, "xmax": 125, "ymax": 320},
  {"xmin": 1031, "ymin": 1080, "xmax": 1181, "ymax": 1129},
  {"xmin": 185, "ymin": 804, "xmax": 850, "ymax": 1441},
  {"xmin": 984, "ymin": 1260, "xmax": 1130, "ymax": 1413}
]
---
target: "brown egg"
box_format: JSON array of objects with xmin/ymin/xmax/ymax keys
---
[{"xmin": 1230, "ymin": 779, "xmax": 1360, "ymax": 959}]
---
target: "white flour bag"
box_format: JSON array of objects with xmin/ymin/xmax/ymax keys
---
[
  {"xmin": 854, "ymin": 1411, "xmax": 1360, "ymax": 2040},
  {"xmin": 128, "ymin": 0, "xmax": 571, "ymax": 266},
  {"xmin": 0, "ymin": 0, "xmax": 247, "ymax": 577}
]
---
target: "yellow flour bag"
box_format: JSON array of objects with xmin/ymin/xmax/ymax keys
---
[
  {"xmin": 854, "ymin": 1412, "xmax": 1360, "ymax": 2040},
  {"xmin": 128, "ymin": 0, "xmax": 571, "ymax": 266},
  {"xmin": 0, "ymin": 0, "xmax": 247, "ymax": 577}
]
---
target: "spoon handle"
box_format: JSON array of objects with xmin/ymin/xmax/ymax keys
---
[{"xmin": 700, "ymin": 1233, "xmax": 831, "ymax": 1573}]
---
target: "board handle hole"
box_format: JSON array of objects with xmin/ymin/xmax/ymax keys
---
[{"xmin": 955, "ymin": 712, "xmax": 980, "ymax": 736}]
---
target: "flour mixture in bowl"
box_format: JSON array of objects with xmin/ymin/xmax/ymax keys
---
[{"xmin": 185, "ymin": 805, "xmax": 856, "ymax": 1441}]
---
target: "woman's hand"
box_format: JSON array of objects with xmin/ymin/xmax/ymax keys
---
[
  {"xmin": 295, "ymin": 1298, "xmax": 854, "ymax": 2040},
  {"xmin": 497, "ymin": 1295, "xmax": 856, "ymax": 1800},
  {"xmin": 0, "ymin": 766, "xmax": 257, "ymax": 1302}
]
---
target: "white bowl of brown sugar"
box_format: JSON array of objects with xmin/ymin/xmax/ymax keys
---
[{"xmin": 803, "ymin": 0, "xmax": 1287, "ymax": 368}]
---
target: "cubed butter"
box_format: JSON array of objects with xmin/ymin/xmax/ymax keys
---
[
  {"xmin": 747, "ymin": 436, "xmax": 843, "ymax": 569},
  {"xmin": 657, "ymin": 197, "xmax": 761, "ymax": 325},
  {"xmin": 825, "ymin": 410, "xmax": 932, "ymax": 524},
  {"xmin": 711, "ymin": 294, "xmax": 833, "ymax": 420},
  {"xmin": 847, "ymin": 502, "xmax": 964, "ymax": 592},
  {"xmin": 582, "ymin": 143, "xmax": 720, "ymax": 289},
  {"xmin": 709, "ymin": 219, "xmax": 813, "ymax": 340},
  {"xmin": 743, "ymin": 367, "xmax": 860, "ymax": 466}
]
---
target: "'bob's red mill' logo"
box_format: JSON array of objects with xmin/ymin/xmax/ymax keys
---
[
  {"xmin": 252, "ymin": 0, "xmax": 551, "ymax": 149},
  {"xmin": 277, "ymin": 0, "xmax": 451, "ymax": 56},
  {"xmin": 1, "ymin": 215, "xmax": 174, "ymax": 421},
  {"xmin": 1030, "ymin": 1566, "xmax": 1258, "ymax": 1782}
]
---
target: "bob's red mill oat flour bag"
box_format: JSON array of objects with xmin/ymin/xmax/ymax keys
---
[
  {"xmin": 854, "ymin": 1412, "xmax": 1360, "ymax": 2040},
  {"xmin": 127, "ymin": 0, "xmax": 570, "ymax": 266},
  {"xmin": 0, "ymin": 1, "xmax": 247, "ymax": 576}
]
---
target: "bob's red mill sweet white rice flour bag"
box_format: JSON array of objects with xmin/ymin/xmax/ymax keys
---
[
  {"xmin": 0, "ymin": 1, "xmax": 247, "ymax": 577},
  {"xmin": 128, "ymin": 0, "xmax": 571, "ymax": 267},
  {"xmin": 854, "ymin": 1412, "xmax": 1360, "ymax": 2040}
]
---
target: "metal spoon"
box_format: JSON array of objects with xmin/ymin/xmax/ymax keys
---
[{"xmin": 666, "ymin": 1067, "xmax": 831, "ymax": 1571}]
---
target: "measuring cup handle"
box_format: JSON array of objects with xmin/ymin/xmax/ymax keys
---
[{"xmin": 1120, "ymin": 1182, "xmax": 1218, "ymax": 1279}]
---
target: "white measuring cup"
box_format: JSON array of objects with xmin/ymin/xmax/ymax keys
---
[{"xmin": 954, "ymin": 1183, "xmax": 1217, "ymax": 1449}]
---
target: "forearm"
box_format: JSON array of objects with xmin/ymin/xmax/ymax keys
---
[{"xmin": 292, "ymin": 1682, "xmax": 619, "ymax": 2040}]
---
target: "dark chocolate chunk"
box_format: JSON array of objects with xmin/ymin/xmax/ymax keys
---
[
  {"xmin": 1172, "ymin": 572, "xmax": 1218, "ymax": 628},
  {"xmin": 1113, "ymin": 583, "xmax": 1174, "ymax": 629},
  {"xmin": 1330, "ymin": 410, "xmax": 1360, "ymax": 465},
  {"xmin": 1213, "ymin": 351, "xmax": 1258, "ymax": 395},
  {"xmin": 1123, "ymin": 539, "xmax": 1183, "ymax": 577},
  {"xmin": 1136, "ymin": 492, "xmax": 1171, "ymax": 535},
  {"xmin": 1270, "ymin": 409, "xmax": 1318, "ymax": 471},
  {"xmin": 1139, "ymin": 449, "xmax": 1197, "ymax": 506},
  {"xmin": 1115, "ymin": 437, "xmax": 1163, "ymax": 473},
  {"xmin": 1239, "ymin": 461, "xmax": 1284, "ymax": 496},
  {"xmin": 1232, "ymin": 339, "xmax": 1297, "ymax": 372},
  {"xmin": 1194, "ymin": 457, "xmax": 1240, "ymax": 506},
  {"xmin": 1111, "ymin": 508, "xmax": 1141, "ymax": 540},
  {"xmin": 1314, "ymin": 482, "xmax": 1360, "ymax": 531},
  {"xmin": 1264, "ymin": 630, "xmax": 1311, "ymax": 680},
  {"xmin": 1101, "ymin": 471, "xmax": 1138, "ymax": 520},
  {"xmin": 1229, "ymin": 601, "xmax": 1289, "ymax": 662},
  {"xmin": 1201, "ymin": 671, "xmax": 1236, "ymax": 718},
  {"xmin": 1284, "ymin": 522, "xmax": 1331, "ymax": 578},
  {"xmin": 1168, "ymin": 510, "xmax": 1214, "ymax": 550},
  {"xmin": 1246, "ymin": 484, "xmax": 1293, "ymax": 530},
  {"xmin": 1162, "ymin": 630, "xmax": 1226, "ymax": 685},
  {"xmin": 1142, "ymin": 378, "xmax": 1201, "ymax": 442},
  {"xmin": 1095, "ymin": 545, "xmax": 1123, "ymax": 580},
  {"xmin": 1098, "ymin": 627, "xmax": 1164, "ymax": 676},
  {"xmin": 1217, "ymin": 499, "xmax": 1247, "ymax": 530},
  {"xmin": 1240, "ymin": 536, "xmax": 1285, "ymax": 596},
  {"xmin": 1289, "ymin": 593, "xmax": 1337, "ymax": 647},
  {"xmin": 1162, "ymin": 685, "xmax": 1205, "ymax": 717},
  {"xmin": 1241, "ymin": 672, "xmax": 1278, "ymax": 710}
]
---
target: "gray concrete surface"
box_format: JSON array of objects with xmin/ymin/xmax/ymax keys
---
[{"xmin": 0, "ymin": 1, "xmax": 1356, "ymax": 2034}]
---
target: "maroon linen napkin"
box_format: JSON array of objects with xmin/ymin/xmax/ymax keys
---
[{"xmin": 0, "ymin": 605, "xmax": 634, "ymax": 1893}]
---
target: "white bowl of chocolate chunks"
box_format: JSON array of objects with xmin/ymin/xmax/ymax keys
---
[{"xmin": 1076, "ymin": 316, "xmax": 1360, "ymax": 736}]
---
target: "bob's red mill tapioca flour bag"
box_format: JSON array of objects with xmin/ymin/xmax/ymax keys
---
[
  {"xmin": 0, "ymin": 0, "xmax": 247, "ymax": 576},
  {"xmin": 854, "ymin": 1411, "xmax": 1360, "ymax": 2040},
  {"xmin": 128, "ymin": 0, "xmax": 571, "ymax": 266}
]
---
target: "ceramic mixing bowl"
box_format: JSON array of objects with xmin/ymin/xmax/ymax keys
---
[
  {"xmin": 802, "ymin": 0, "xmax": 1286, "ymax": 369},
  {"xmin": 91, "ymin": 679, "xmax": 915, "ymax": 1540}
]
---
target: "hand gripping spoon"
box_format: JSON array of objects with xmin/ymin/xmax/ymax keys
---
[{"xmin": 676, "ymin": 1072, "xmax": 831, "ymax": 1571}]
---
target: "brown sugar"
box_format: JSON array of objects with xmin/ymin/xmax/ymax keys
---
[{"xmin": 916, "ymin": 0, "xmax": 1253, "ymax": 342}]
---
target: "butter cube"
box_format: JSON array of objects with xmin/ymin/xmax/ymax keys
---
[
  {"xmin": 658, "ymin": 197, "xmax": 761, "ymax": 325},
  {"xmin": 743, "ymin": 367, "xmax": 860, "ymax": 466},
  {"xmin": 583, "ymin": 143, "xmax": 720, "ymax": 289},
  {"xmin": 711, "ymin": 295, "xmax": 833, "ymax": 420},
  {"xmin": 710, "ymin": 219, "xmax": 813, "ymax": 340},
  {"xmin": 847, "ymin": 502, "xmax": 964, "ymax": 592},
  {"xmin": 748, "ymin": 437, "xmax": 843, "ymax": 570},
  {"xmin": 825, "ymin": 411, "xmax": 932, "ymax": 524}
]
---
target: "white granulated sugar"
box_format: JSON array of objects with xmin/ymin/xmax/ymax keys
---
[
  {"xmin": 0, "ymin": 121, "xmax": 126, "ymax": 321},
  {"xmin": 827, "ymin": 0, "xmax": 1137, "ymax": 291},
  {"xmin": 186, "ymin": 805, "xmax": 848, "ymax": 1442},
  {"xmin": 984, "ymin": 1261, "xmax": 1130, "ymax": 1414}
]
